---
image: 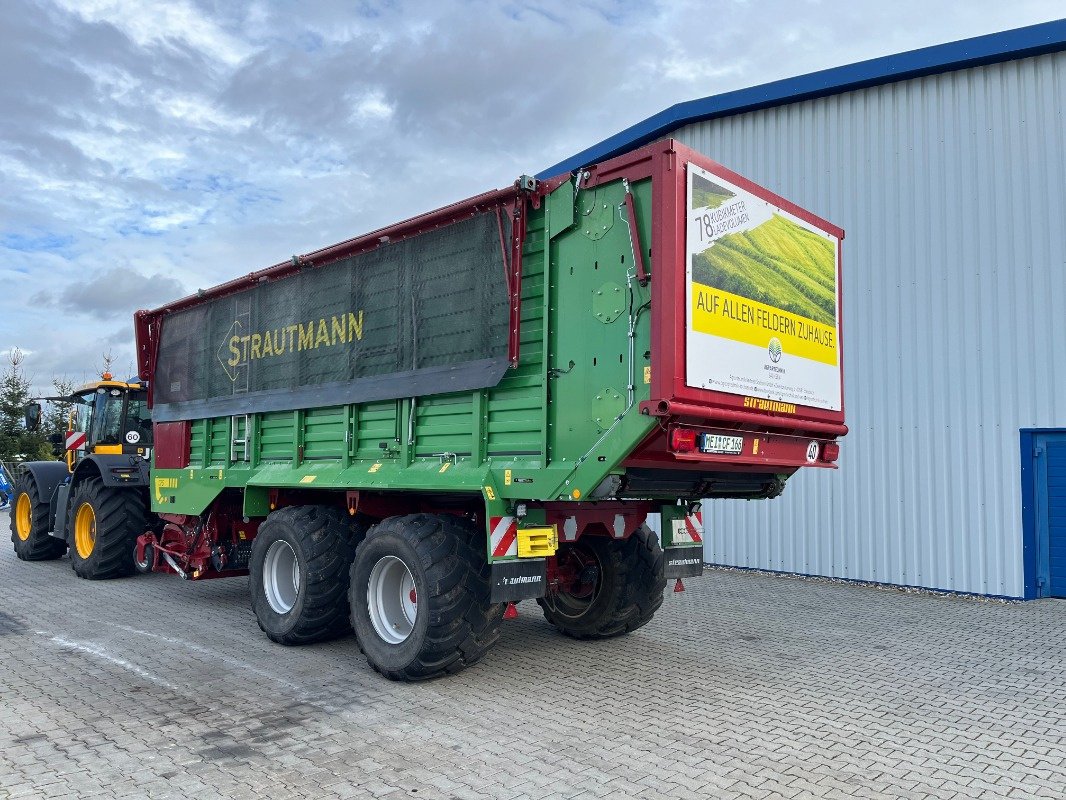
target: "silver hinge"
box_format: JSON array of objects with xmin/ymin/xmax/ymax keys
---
[{"xmin": 231, "ymin": 414, "xmax": 250, "ymax": 462}]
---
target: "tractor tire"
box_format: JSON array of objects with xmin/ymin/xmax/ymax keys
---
[
  {"xmin": 249, "ymin": 505, "xmax": 366, "ymax": 646},
  {"xmin": 349, "ymin": 514, "xmax": 504, "ymax": 681},
  {"xmin": 538, "ymin": 524, "xmax": 665, "ymax": 639},
  {"xmin": 69, "ymin": 478, "xmax": 147, "ymax": 579},
  {"xmin": 9, "ymin": 473, "xmax": 66, "ymax": 561}
]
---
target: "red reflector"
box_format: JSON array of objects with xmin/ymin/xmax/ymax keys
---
[
  {"xmin": 820, "ymin": 442, "xmax": 840, "ymax": 463},
  {"xmin": 673, "ymin": 578, "xmax": 686, "ymax": 593},
  {"xmin": 503, "ymin": 602, "xmax": 519, "ymax": 620},
  {"xmin": 670, "ymin": 428, "xmax": 697, "ymax": 453}
]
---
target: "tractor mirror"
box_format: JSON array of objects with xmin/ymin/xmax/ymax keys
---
[{"xmin": 24, "ymin": 402, "xmax": 42, "ymax": 432}]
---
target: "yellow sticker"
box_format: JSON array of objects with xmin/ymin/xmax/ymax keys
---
[
  {"xmin": 752, "ymin": 438, "xmax": 760, "ymax": 455},
  {"xmin": 643, "ymin": 366, "xmax": 651, "ymax": 384},
  {"xmin": 154, "ymin": 477, "xmax": 178, "ymax": 503},
  {"xmin": 299, "ymin": 475, "xmax": 317, "ymax": 484},
  {"xmin": 504, "ymin": 469, "xmax": 512, "ymax": 486},
  {"xmin": 743, "ymin": 396, "xmax": 797, "ymax": 414},
  {"xmin": 369, "ymin": 463, "xmax": 382, "ymax": 473},
  {"xmin": 438, "ymin": 462, "xmax": 451, "ymax": 473},
  {"xmin": 484, "ymin": 485, "xmax": 496, "ymax": 501}
]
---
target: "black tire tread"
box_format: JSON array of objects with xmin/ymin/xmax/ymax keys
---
[
  {"xmin": 352, "ymin": 514, "xmax": 503, "ymax": 682},
  {"xmin": 539, "ymin": 524, "xmax": 666, "ymax": 640},
  {"xmin": 69, "ymin": 478, "xmax": 146, "ymax": 579},
  {"xmin": 9, "ymin": 473, "xmax": 66, "ymax": 561},
  {"xmin": 250, "ymin": 505, "xmax": 364, "ymax": 646}
]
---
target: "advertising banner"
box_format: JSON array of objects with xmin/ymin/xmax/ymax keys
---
[{"xmin": 685, "ymin": 163, "xmax": 841, "ymax": 412}]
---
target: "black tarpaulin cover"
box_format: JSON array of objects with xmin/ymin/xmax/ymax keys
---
[{"xmin": 152, "ymin": 212, "xmax": 509, "ymax": 422}]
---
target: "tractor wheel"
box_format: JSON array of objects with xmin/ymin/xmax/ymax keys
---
[
  {"xmin": 68, "ymin": 478, "xmax": 147, "ymax": 579},
  {"xmin": 9, "ymin": 473, "xmax": 66, "ymax": 561},
  {"xmin": 349, "ymin": 514, "xmax": 504, "ymax": 681},
  {"xmin": 538, "ymin": 524, "xmax": 665, "ymax": 639},
  {"xmin": 249, "ymin": 505, "xmax": 366, "ymax": 645}
]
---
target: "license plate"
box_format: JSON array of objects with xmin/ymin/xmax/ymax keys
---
[{"xmin": 699, "ymin": 434, "xmax": 744, "ymax": 454}]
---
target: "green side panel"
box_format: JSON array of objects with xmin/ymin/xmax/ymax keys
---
[
  {"xmin": 259, "ymin": 411, "xmax": 295, "ymax": 462},
  {"xmin": 547, "ymin": 179, "xmax": 576, "ymax": 239},
  {"xmin": 303, "ymin": 406, "xmax": 345, "ymax": 460},
  {"xmin": 158, "ymin": 176, "xmax": 668, "ymax": 516},
  {"xmin": 543, "ymin": 177, "xmax": 655, "ymax": 492},
  {"xmin": 414, "ymin": 394, "xmax": 473, "ymax": 457},
  {"xmin": 208, "ymin": 418, "xmax": 229, "ymax": 465},
  {"xmin": 189, "ymin": 419, "xmax": 207, "ymax": 466},
  {"xmin": 355, "ymin": 401, "xmax": 400, "ymax": 460}
]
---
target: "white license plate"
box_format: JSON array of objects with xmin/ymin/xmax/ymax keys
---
[{"xmin": 699, "ymin": 434, "xmax": 744, "ymax": 454}]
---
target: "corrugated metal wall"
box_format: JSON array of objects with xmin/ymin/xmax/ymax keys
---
[{"xmin": 673, "ymin": 50, "xmax": 1066, "ymax": 597}]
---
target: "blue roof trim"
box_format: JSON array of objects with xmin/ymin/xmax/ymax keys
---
[{"xmin": 538, "ymin": 18, "xmax": 1066, "ymax": 178}]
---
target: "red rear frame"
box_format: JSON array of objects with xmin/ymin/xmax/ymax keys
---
[{"xmin": 568, "ymin": 139, "xmax": 846, "ymax": 438}]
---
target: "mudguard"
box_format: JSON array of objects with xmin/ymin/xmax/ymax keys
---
[{"xmin": 16, "ymin": 461, "xmax": 70, "ymax": 524}]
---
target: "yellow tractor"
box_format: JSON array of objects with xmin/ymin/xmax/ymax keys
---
[{"xmin": 10, "ymin": 374, "xmax": 154, "ymax": 578}]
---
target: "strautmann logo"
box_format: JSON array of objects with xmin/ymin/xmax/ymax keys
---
[{"xmin": 768, "ymin": 337, "xmax": 783, "ymax": 363}]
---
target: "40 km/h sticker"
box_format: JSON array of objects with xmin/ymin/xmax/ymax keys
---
[{"xmin": 805, "ymin": 441, "xmax": 820, "ymax": 463}]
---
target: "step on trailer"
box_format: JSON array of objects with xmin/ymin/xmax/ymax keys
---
[{"xmin": 119, "ymin": 139, "xmax": 844, "ymax": 680}]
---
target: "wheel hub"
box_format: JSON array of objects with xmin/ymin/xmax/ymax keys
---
[
  {"xmin": 546, "ymin": 543, "xmax": 603, "ymax": 618},
  {"xmin": 263, "ymin": 540, "xmax": 301, "ymax": 614},
  {"xmin": 74, "ymin": 502, "xmax": 96, "ymax": 559},
  {"xmin": 367, "ymin": 555, "xmax": 418, "ymax": 645},
  {"xmin": 14, "ymin": 493, "xmax": 31, "ymax": 542}
]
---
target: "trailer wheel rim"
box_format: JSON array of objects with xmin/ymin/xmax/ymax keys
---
[
  {"xmin": 74, "ymin": 503, "xmax": 96, "ymax": 558},
  {"xmin": 367, "ymin": 555, "xmax": 418, "ymax": 645},
  {"xmin": 14, "ymin": 493, "xmax": 32, "ymax": 541},
  {"xmin": 546, "ymin": 543, "xmax": 602, "ymax": 620},
  {"xmin": 263, "ymin": 540, "xmax": 301, "ymax": 614},
  {"xmin": 134, "ymin": 542, "xmax": 154, "ymax": 573}
]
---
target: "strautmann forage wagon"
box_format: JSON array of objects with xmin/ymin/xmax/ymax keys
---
[{"xmin": 41, "ymin": 140, "xmax": 851, "ymax": 680}]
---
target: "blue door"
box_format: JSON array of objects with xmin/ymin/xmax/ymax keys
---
[{"xmin": 1025, "ymin": 430, "xmax": 1066, "ymax": 598}]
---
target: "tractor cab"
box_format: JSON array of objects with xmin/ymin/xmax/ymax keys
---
[{"xmin": 25, "ymin": 374, "xmax": 153, "ymax": 473}]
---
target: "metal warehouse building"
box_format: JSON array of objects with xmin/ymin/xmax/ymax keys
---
[{"xmin": 541, "ymin": 19, "xmax": 1066, "ymax": 599}]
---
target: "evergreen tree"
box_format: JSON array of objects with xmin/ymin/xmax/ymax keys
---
[{"xmin": 0, "ymin": 348, "xmax": 52, "ymax": 462}]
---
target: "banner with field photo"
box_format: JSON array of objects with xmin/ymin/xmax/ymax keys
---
[{"xmin": 685, "ymin": 163, "xmax": 841, "ymax": 411}]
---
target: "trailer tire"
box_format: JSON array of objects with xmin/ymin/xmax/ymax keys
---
[
  {"xmin": 538, "ymin": 524, "xmax": 665, "ymax": 639},
  {"xmin": 10, "ymin": 473, "xmax": 66, "ymax": 561},
  {"xmin": 349, "ymin": 514, "xmax": 503, "ymax": 681},
  {"xmin": 249, "ymin": 505, "xmax": 365, "ymax": 646},
  {"xmin": 69, "ymin": 478, "xmax": 146, "ymax": 579}
]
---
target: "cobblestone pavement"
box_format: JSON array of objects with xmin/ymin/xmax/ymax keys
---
[{"xmin": 1, "ymin": 510, "xmax": 1064, "ymax": 800}]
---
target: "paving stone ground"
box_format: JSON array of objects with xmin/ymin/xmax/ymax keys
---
[{"xmin": 1, "ymin": 509, "xmax": 1064, "ymax": 799}]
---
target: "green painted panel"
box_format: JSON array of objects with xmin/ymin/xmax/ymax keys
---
[
  {"xmin": 163, "ymin": 175, "xmax": 665, "ymax": 511},
  {"xmin": 259, "ymin": 412, "xmax": 295, "ymax": 462}
]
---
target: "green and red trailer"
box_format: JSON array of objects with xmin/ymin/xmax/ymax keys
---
[{"xmin": 116, "ymin": 139, "xmax": 841, "ymax": 680}]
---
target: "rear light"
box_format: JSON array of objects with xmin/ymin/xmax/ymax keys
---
[
  {"xmin": 670, "ymin": 428, "xmax": 697, "ymax": 453},
  {"xmin": 820, "ymin": 442, "xmax": 840, "ymax": 463}
]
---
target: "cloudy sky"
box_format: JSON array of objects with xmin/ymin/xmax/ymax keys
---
[{"xmin": 1, "ymin": 0, "xmax": 1062, "ymax": 388}]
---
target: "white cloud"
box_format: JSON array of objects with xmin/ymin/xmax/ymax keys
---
[{"xmin": 51, "ymin": 0, "xmax": 256, "ymax": 66}]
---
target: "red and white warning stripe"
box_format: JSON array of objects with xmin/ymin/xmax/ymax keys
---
[
  {"xmin": 489, "ymin": 516, "xmax": 518, "ymax": 558},
  {"xmin": 671, "ymin": 512, "xmax": 704, "ymax": 545},
  {"xmin": 65, "ymin": 431, "xmax": 87, "ymax": 452}
]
